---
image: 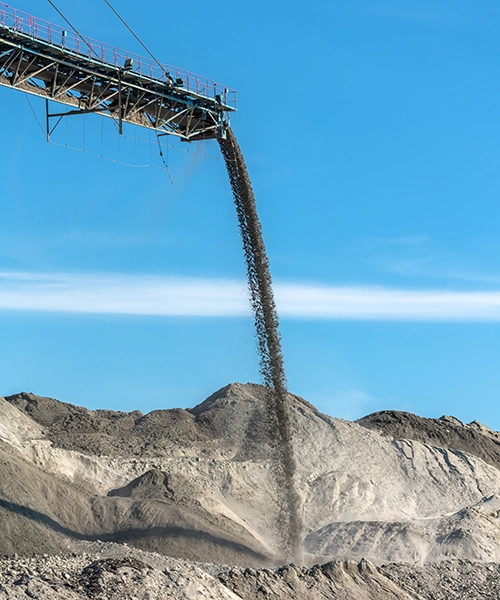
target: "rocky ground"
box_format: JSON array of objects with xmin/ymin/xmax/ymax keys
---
[
  {"xmin": 1, "ymin": 383, "xmax": 500, "ymax": 598},
  {"xmin": 2, "ymin": 544, "xmax": 500, "ymax": 599}
]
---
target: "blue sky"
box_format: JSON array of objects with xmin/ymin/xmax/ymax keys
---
[{"xmin": 2, "ymin": 0, "xmax": 500, "ymax": 429}]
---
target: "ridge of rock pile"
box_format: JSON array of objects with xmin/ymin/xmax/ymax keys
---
[{"xmin": 357, "ymin": 410, "xmax": 500, "ymax": 471}]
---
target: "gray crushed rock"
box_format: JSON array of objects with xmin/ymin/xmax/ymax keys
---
[
  {"xmin": 4, "ymin": 391, "xmax": 216, "ymax": 457},
  {"xmin": 2, "ymin": 549, "xmax": 500, "ymax": 599},
  {"xmin": 381, "ymin": 559, "xmax": 500, "ymax": 599},
  {"xmin": 218, "ymin": 559, "xmax": 414, "ymax": 599},
  {"xmin": 0, "ymin": 550, "xmax": 239, "ymax": 600},
  {"xmin": 357, "ymin": 410, "xmax": 500, "ymax": 471}
]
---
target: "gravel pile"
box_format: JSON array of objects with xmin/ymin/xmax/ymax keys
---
[{"xmin": 2, "ymin": 383, "xmax": 500, "ymax": 597}]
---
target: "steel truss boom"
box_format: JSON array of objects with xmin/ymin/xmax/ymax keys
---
[{"xmin": 0, "ymin": 3, "xmax": 236, "ymax": 141}]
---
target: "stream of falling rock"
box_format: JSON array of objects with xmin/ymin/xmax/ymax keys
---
[{"xmin": 218, "ymin": 127, "xmax": 303, "ymax": 562}]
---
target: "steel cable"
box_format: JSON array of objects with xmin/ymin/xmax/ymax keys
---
[
  {"xmin": 102, "ymin": 0, "xmax": 164, "ymax": 73},
  {"xmin": 46, "ymin": 0, "xmax": 100, "ymax": 61}
]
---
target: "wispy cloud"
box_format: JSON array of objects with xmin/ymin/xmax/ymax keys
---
[
  {"xmin": 0, "ymin": 230, "xmax": 173, "ymax": 270},
  {"xmin": 0, "ymin": 230, "xmax": 168, "ymax": 251},
  {"xmin": 363, "ymin": 236, "xmax": 500, "ymax": 284},
  {"xmin": 0, "ymin": 272, "xmax": 249, "ymax": 317},
  {"xmin": 276, "ymin": 283, "xmax": 500, "ymax": 321},
  {"xmin": 2, "ymin": 271, "xmax": 500, "ymax": 321}
]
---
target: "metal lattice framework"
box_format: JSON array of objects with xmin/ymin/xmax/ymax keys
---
[{"xmin": 0, "ymin": 3, "xmax": 236, "ymax": 141}]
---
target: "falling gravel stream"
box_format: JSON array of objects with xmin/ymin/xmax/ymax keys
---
[{"xmin": 218, "ymin": 127, "xmax": 302, "ymax": 562}]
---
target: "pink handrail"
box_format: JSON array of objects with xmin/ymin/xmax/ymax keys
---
[{"xmin": 0, "ymin": 2, "xmax": 237, "ymax": 108}]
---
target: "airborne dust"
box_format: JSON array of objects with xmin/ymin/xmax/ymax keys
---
[{"xmin": 219, "ymin": 127, "xmax": 303, "ymax": 562}]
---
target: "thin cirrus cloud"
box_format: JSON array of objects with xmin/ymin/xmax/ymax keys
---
[
  {"xmin": 1, "ymin": 271, "xmax": 500, "ymax": 321},
  {"xmin": 362, "ymin": 236, "xmax": 500, "ymax": 284}
]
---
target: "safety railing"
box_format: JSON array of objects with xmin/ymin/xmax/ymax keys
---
[{"xmin": 0, "ymin": 2, "xmax": 237, "ymax": 108}]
